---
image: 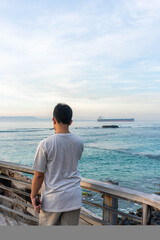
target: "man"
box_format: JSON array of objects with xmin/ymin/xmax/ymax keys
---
[{"xmin": 31, "ymin": 103, "xmax": 84, "ymax": 225}]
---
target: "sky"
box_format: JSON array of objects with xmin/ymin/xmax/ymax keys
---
[{"xmin": 0, "ymin": 0, "xmax": 160, "ymax": 120}]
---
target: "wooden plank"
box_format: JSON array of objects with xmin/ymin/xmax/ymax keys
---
[
  {"xmin": 0, "ymin": 209, "xmax": 20, "ymax": 226},
  {"xmin": 0, "ymin": 208, "xmax": 28, "ymax": 226},
  {"xmin": 103, "ymin": 194, "xmax": 112, "ymax": 224},
  {"xmin": 80, "ymin": 207, "xmax": 103, "ymax": 225},
  {"xmin": 79, "ymin": 218, "xmax": 92, "ymax": 225},
  {"xmin": 112, "ymin": 194, "xmax": 118, "ymax": 224},
  {"xmin": 0, "ymin": 194, "xmax": 33, "ymax": 209},
  {"xmin": 142, "ymin": 204, "xmax": 148, "ymax": 225},
  {"xmin": 103, "ymin": 180, "xmax": 118, "ymax": 225},
  {"xmin": 81, "ymin": 207, "xmax": 102, "ymax": 220},
  {"xmin": 0, "ymin": 204, "xmax": 38, "ymax": 224},
  {"xmin": 0, "ymin": 161, "xmax": 34, "ymax": 174},
  {"xmin": 103, "ymin": 203, "xmax": 142, "ymax": 223},
  {"xmin": 80, "ymin": 212, "xmax": 103, "ymax": 226},
  {"xmin": 82, "ymin": 199, "xmax": 103, "ymax": 210},
  {"xmin": 0, "ymin": 175, "xmax": 32, "ymax": 187},
  {"xmin": 142, "ymin": 204, "xmax": 152, "ymax": 225},
  {"xmin": 82, "ymin": 199, "xmax": 142, "ymax": 223},
  {"xmin": 81, "ymin": 178, "xmax": 160, "ymax": 210},
  {"xmin": 0, "ymin": 185, "xmax": 31, "ymax": 197}
]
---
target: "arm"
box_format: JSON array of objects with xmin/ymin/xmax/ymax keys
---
[{"xmin": 31, "ymin": 171, "xmax": 44, "ymax": 213}]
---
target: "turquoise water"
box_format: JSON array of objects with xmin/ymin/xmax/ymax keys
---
[{"xmin": 0, "ymin": 119, "xmax": 160, "ymax": 216}]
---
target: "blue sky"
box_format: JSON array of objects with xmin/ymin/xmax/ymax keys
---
[{"xmin": 1, "ymin": 0, "xmax": 160, "ymax": 119}]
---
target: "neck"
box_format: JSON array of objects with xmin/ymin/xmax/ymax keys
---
[{"xmin": 54, "ymin": 123, "xmax": 70, "ymax": 134}]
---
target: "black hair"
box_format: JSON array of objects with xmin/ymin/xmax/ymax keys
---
[{"xmin": 53, "ymin": 103, "xmax": 73, "ymax": 124}]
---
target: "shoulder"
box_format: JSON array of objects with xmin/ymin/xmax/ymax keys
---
[
  {"xmin": 38, "ymin": 135, "xmax": 56, "ymax": 150},
  {"xmin": 70, "ymin": 134, "xmax": 84, "ymax": 145}
]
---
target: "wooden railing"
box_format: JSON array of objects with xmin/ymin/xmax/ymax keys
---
[{"xmin": 0, "ymin": 160, "xmax": 160, "ymax": 225}]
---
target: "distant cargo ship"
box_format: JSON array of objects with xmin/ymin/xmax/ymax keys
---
[{"xmin": 97, "ymin": 117, "xmax": 134, "ymax": 122}]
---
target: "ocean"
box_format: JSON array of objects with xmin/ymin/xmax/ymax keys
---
[{"xmin": 0, "ymin": 119, "xmax": 160, "ymax": 217}]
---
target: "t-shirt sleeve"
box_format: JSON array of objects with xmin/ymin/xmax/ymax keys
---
[
  {"xmin": 79, "ymin": 137, "xmax": 84, "ymax": 152},
  {"xmin": 81, "ymin": 140, "xmax": 84, "ymax": 151},
  {"xmin": 78, "ymin": 138, "xmax": 84, "ymax": 160},
  {"xmin": 32, "ymin": 142, "xmax": 47, "ymax": 172}
]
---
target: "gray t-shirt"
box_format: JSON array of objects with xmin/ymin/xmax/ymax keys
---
[{"xmin": 33, "ymin": 133, "xmax": 83, "ymax": 212}]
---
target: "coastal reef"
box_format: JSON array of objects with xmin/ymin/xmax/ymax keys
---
[{"xmin": 118, "ymin": 207, "xmax": 160, "ymax": 225}]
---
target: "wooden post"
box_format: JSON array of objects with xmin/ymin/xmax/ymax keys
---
[
  {"xmin": 103, "ymin": 194, "xmax": 112, "ymax": 224},
  {"xmin": 142, "ymin": 204, "xmax": 151, "ymax": 225},
  {"xmin": 112, "ymin": 193, "xmax": 118, "ymax": 224},
  {"xmin": 103, "ymin": 180, "xmax": 119, "ymax": 225}
]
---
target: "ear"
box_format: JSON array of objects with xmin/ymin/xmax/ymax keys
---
[
  {"xmin": 52, "ymin": 117, "xmax": 57, "ymax": 124},
  {"xmin": 69, "ymin": 120, "xmax": 73, "ymax": 126}
]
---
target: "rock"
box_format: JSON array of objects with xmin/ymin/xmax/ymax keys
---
[
  {"xmin": 124, "ymin": 219, "xmax": 130, "ymax": 225},
  {"xmin": 129, "ymin": 211, "xmax": 135, "ymax": 215},
  {"xmin": 102, "ymin": 125, "xmax": 119, "ymax": 128},
  {"xmin": 118, "ymin": 219, "xmax": 124, "ymax": 225},
  {"xmin": 136, "ymin": 208, "xmax": 142, "ymax": 217},
  {"xmin": 82, "ymin": 192, "xmax": 92, "ymax": 197},
  {"xmin": 155, "ymin": 192, "xmax": 160, "ymax": 195}
]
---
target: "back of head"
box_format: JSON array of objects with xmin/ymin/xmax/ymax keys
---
[{"xmin": 53, "ymin": 103, "xmax": 73, "ymax": 124}]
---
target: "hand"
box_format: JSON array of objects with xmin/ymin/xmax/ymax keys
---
[{"xmin": 31, "ymin": 196, "xmax": 42, "ymax": 214}]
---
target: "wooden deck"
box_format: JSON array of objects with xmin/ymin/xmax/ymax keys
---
[
  {"xmin": 0, "ymin": 209, "xmax": 28, "ymax": 226},
  {"xmin": 1, "ymin": 160, "xmax": 160, "ymax": 226},
  {"xmin": 0, "ymin": 208, "xmax": 92, "ymax": 226}
]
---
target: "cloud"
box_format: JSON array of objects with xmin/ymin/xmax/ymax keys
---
[{"xmin": 0, "ymin": 0, "xmax": 160, "ymax": 117}]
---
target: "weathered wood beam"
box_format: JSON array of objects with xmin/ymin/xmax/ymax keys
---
[
  {"xmin": 82, "ymin": 199, "xmax": 142, "ymax": 223},
  {"xmin": 80, "ymin": 212, "xmax": 103, "ymax": 225},
  {"xmin": 0, "ymin": 194, "xmax": 33, "ymax": 209},
  {"xmin": 0, "ymin": 204, "xmax": 38, "ymax": 224},
  {"xmin": 0, "ymin": 161, "xmax": 34, "ymax": 174},
  {"xmin": 0, "ymin": 185, "xmax": 31, "ymax": 197},
  {"xmin": 81, "ymin": 178, "xmax": 160, "ymax": 210},
  {"xmin": 0, "ymin": 175, "xmax": 32, "ymax": 187},
  {"xmin": 142, "ymin": 204, "xmax": 152, "ymax": 225},
  {"xmin": 103, "ymin": 180, "xmax": 118, "ymax": 225}
]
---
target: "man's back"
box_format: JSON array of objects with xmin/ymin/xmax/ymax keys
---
[{"xmin": 33, "ymin": 133, "xmax": 83, "ymax": 212}]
